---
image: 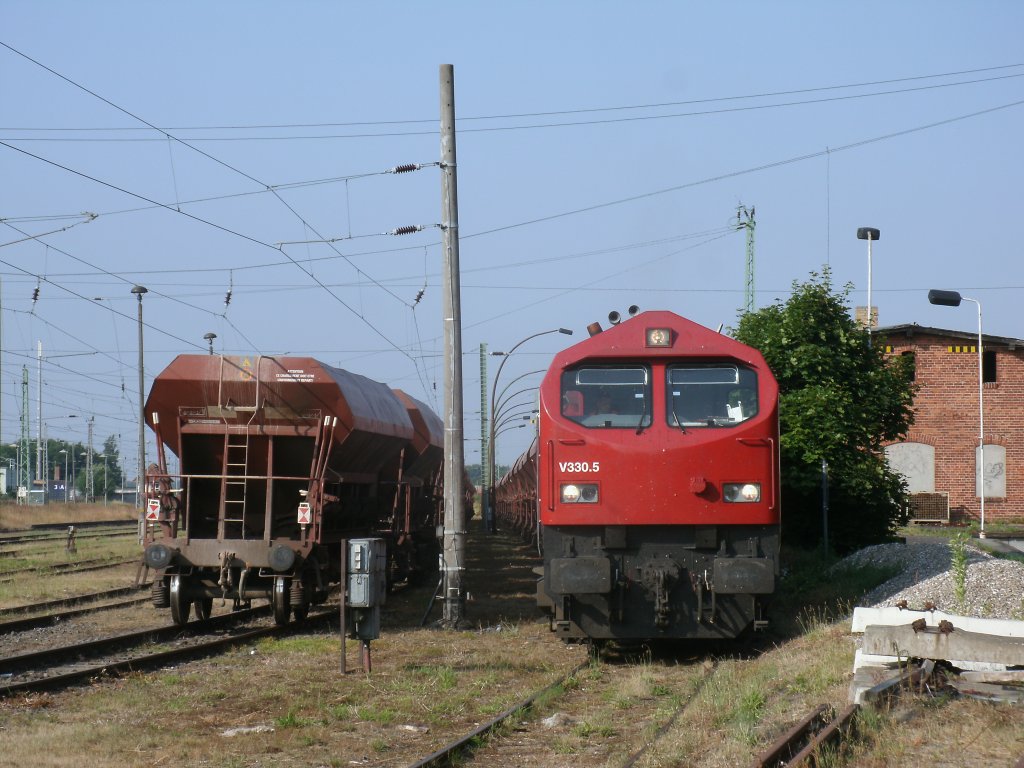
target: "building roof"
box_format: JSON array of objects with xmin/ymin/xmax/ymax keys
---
[{"xmin": 877, "ymin": 323, "xmax": 1024, "ymax": 349}]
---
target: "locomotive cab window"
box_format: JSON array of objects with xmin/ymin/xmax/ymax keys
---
[
  {"xmin": 666, "ymin": 364, "xmax": 758, "ymax": 428},
  {"xmin": 561, "ymin": 366, "xmax": 651, "ymax": 429}
]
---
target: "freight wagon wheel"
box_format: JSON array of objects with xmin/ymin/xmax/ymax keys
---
[
  {"xmin": 169, "ymin": 574, "xmax": 191, "ymax": 626},
  {"xmin": 194, "ymin": 596, "xmax": 214, "ymax": 621},
  {"xmin": 272, "ymin": 576, "xmax": 291, "ymax": 626}
]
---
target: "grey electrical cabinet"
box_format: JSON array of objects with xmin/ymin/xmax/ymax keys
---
[{"xmin": 347, "ymin": 538, "xmax": 386, "ymax": 640}]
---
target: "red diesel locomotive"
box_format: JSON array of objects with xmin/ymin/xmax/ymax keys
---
[
  {"xmin": 140, "ymin": 355, "xmax": 443, "ymax": 626},
  {"xmin": 497, "ymin": 309, "xmax": 780, "ymax": 641}
]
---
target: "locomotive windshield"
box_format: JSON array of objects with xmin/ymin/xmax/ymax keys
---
[
  {"xmin": 666, "ymin": 364, "xmax": 758, "ymax": 428},
  {"xmin": 560, "ymin": 366, "xmax": 651, "ymax": 429}
]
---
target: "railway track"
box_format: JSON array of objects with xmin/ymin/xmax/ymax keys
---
[
  {"xmin": 0, "ymin": 530, "xmax": 136, "ymax": 550},
  {"xmin": 0, "ymin": 604, "xmax": 333, "ymax": 697},
  {"xmin": 0, "ymin": 556, "xmax": 137, "ymax": 583},
  {"xmin": 752, "ymin": 703, "xmax": 860, "ymax": 768},
  {"xmin": 0, "ymin": 591, "xmax": 150, "ymax": 635},
  {"xmin": 407, "ymin": 647, "xmax": 726, "ymax": 768},
  {"xmin": 0, "ymin": 585, "xmax": 147, "ymax": 619}
]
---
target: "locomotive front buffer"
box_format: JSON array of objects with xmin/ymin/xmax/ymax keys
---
[{"xmin": 541, "ymin": 526, "xmax": 777, "ymax": 641}]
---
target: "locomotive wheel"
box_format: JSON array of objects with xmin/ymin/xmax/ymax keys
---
[
  {"xmin": 194, "ymin": 596, "xmax": 214, "ymax": 621},
  {"xmin": 273, "ymin": 576, "xmax": 291, "ymax": 625},
  {"xmin": 169, "ymin": 574, "xmax": 191, "ymax": 626}
]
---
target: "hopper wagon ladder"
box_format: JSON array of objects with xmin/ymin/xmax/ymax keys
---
[{"xmin": 217, "ymin": 356, "xmax": 262, "ymax": 541}]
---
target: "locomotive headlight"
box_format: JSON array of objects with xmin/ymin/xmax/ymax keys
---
[
  {"xmin": 724, "ymin": 482, "xmax": 761, "ymax": 503},
  {"xmin": 561, "ymin": 483, "xmax": 599, "ymax": 504}
]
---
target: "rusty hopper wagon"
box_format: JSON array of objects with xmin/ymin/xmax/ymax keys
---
[{"xmin": 141, "ymin": 354, "xmax": 443, "ymax": 626}]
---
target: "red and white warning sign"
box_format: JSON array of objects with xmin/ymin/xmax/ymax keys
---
[
  {"xmin": 297, "ymin": 502, "xmax": 311, "ymax": 525},
  {"xmin": 146, "ymin": 498, "xmax": 161, "ymax": 521}
]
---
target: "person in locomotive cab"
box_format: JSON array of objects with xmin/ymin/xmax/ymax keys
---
[{"xmin": 589, "ymin": 389, "xmax": 618, "ymax": 416}]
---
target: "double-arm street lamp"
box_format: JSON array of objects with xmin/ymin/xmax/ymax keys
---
[
  {"xmin": 928, "ymin": 289, "xmax": 986, "ymax": 538},
  {"xmin": 9, "ymin": 443, "xmax": 20, "ymax": 501},
  {"xmin": 41, "ymin": 415, "xmax": 77, "ymax": 504},
  {"xmin": 486, "ymin": 328, "xmax": 572, "ymax": 532},
  {"xmin": 58, "ymin": 448, "xmax": 69, "ymax": 503}
]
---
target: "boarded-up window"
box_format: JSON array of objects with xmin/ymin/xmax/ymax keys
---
[
  {"xmin": 976, "ymin": 444, "xmax": 1006, "ymax": 498},
  {"xmin": 885, "ymin": 442, "xmax": 935, "ymax": 493}
]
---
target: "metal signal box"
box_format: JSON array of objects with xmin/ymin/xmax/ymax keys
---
[{"xmin": 347, "ymin": 538, "xmax": 386, "ymax": 640}]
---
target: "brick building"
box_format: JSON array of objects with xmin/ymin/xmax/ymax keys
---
[{"xmin": 879, "ymin": 324, "xmax": 1024, "ymax": 525}]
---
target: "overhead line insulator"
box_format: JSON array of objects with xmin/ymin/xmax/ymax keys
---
[
  {"xmin": 389, "ymin": 164, "xmax": 421, "ymax": 174},
  {"xmin": 391, "ymin": 225, "xmax": 423, "ymax": 236}
]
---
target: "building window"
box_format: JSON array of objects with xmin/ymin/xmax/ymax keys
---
[
  {"xmin": 982, "ymin": 350, "xmax": 997, "ymax": 383},
  {"xmin": 900, "ymin": 351, "xmax": 915, "ymax": 382}
]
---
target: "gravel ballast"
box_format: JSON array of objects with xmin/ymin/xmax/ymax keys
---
[{"xmin": 838, "ymin": 536, "xmax": 1024, "ymax": 620}]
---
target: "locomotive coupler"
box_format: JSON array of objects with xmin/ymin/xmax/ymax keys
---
[{"xmin": 640, "ymin": 560, "xmax": 679, "ymax": 629}]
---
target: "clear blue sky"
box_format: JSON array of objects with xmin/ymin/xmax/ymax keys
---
[{"xmin": 2, "ymin": 1, "xmax": 1022, "ymax": 473}]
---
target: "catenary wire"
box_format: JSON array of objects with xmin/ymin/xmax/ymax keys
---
[
  {"xmin": 2, "ymin": 62, "xmax": 1020, "ymax": 135},
  {"xmin": 0, "ymin": 41, "xmax": 425, "ymax": 343}
]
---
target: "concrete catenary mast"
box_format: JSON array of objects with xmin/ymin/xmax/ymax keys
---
[{"xmin": 439, "ymin": 64, "xmax": 466, "ymax": 626}]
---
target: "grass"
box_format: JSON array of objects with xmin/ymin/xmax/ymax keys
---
[
  {"xmin": 949, "ymin": 531, "xmax": 969, "ymax": 611},
  {"xmin": 772, "ymin": 545, "xmax": 903, "ymax": 637},
  {"xmin": 0, "ymin": 540, "xmax": 143, "ymax": 607},
  {"xmin": 2, "ymin": 509, "xmax": 1022, "ymax": 766},
  {"xmin": 0, "ymin": 501, "xmax": 135, "ymax": 531}
]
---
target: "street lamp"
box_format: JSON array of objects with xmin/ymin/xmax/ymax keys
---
[
  {"xmin": 58, "ymin": 448, "xmax": 69, "ymax": 503},
  {"xmin": 494, "ymin": 413, "xmax": 534, "ymax": 438},
  {"xmin": 80, "ymin": 452, "xmax": 89, "ymax": 503},
  {"xmin": 857, "ymin": 228, "xmax": 880, "ymax": 346},
  {"xmin": 486, "ymin": 328, "xmax": 572, "ymax": 532},
  {"xmin": 494, "ymin": 421, "xmax": 530, "ymax": 441},
  {"xmin": 97, "ymin": 453, "xmax": 108, "ymax": 506},
  {"xmin": 8, "ymin": 443, "xmax": 19, "ymax": 502},
  {"xmin": 132, "ymin": 285, "xmax": 148, "ymax": 513},
  {"xmin": 928, "ymin": 288, "xmax": 986, "ymax": 538},
  {"xmin": 41, "ymin": 415, "xmax": 77, "ymax": 505},
  {"xmin": 204, "ymin": 332, "xmax": 217, "ymax": 355}
]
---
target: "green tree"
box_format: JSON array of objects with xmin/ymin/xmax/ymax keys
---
[
  {"xmin": 465, "ymin": 463, "xmax": 511, "ymax": 487},
  {"xmin": 83, "ymin": 435, "xmax": 123, "ymax": 502},
  {"xmin": 732, "ymin": 268, "xmax": 915, "ymax": 552}
]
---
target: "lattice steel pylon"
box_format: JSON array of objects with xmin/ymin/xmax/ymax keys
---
[{"xmin": 736, "ymin": 205, "xmax": 756, "ymax": 314}]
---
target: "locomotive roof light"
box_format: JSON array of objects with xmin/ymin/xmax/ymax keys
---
[{"xmin": 645, "ymin": 327, "xmax": 672, "ymax": 347}]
